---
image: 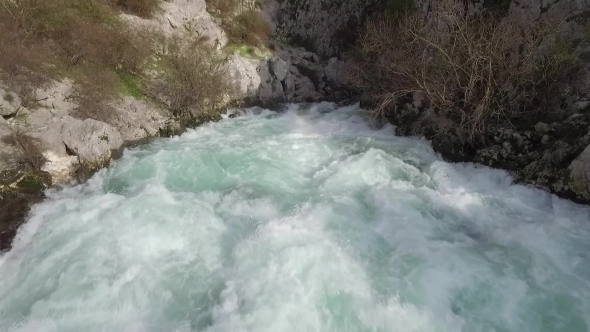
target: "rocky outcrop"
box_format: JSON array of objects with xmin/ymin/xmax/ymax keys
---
[
  {"xmin": 121, "ymin": 0, "xmax": 227, "ymax": 48},
  {"xmin": 509, "ymin": 0, "xmax": 590, "ymax": 19},
  {"xmin": 111, "ymin": 97, "xmax": 172, "ymax": 142},
  {"xmin": 252, "ymin": 44, "xmax": 353, "ymax": 107},
  {"xmin": 62, "ymin": 117, "xmax": 124, "ymax": 167},
  {"xmin": 264, "ymin": 0, "xmax": 386, "ymax": 56},
  {"xmin": 0, "ymin": 80, "xmax": 175, "ymax": 186},
  {"xmin": 226, "ymin": 54, "xmax": 262, "ymax": 104}
]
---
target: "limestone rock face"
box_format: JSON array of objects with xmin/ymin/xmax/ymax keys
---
[
  {"xmin": 509, "ymin": 0, "xmax": 590, "ymax": 19},
  {"xmin": 62, "ymin": 117, "xmax": 124, "ymax": 167},
  {"xmin": 110, "ymin": 97, "xmax": 170, "ymax": 142},
  {"xmin": 265, "ymin": 0, "xmax": 385, "ymax": 56},
  {"xmin": 269, "ymin": 56, "xmax": 288, "ymax": 82},
  {"xmin": 121, "ymin": 0, "xmax": 227, "ymax": 48},
  {"xmin": 226, "ymin": 55, "xmax": 262, "ymax": 102},
  {"xmin": 258, "ymin": 60, "xmax": 286, "ymax": 107},
  {"xmin": 161, "ymin": 0, "xmax": 228, "ymax": 47}
]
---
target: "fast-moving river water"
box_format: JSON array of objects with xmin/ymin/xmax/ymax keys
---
[{"xmin": 0, "ymin": 103, "xmax": 589, "ymax": 332}]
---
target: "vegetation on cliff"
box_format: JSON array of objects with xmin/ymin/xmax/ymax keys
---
[
  {"xmin": 353, "ymin": 0, "xmax": 585, "ymax": 139},
  {"xmin": 0, "ymin": 0, "xmax": 232, "ymax": 124},
  {"xmin": 206, "ymin": 0, "xmax": 271, "ymax": 48}
]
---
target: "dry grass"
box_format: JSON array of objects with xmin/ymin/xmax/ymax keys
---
[
  {"xmin": 1, "ymin": 0, "xmax": 236, "ymax": 125},
  {"xmin": 114, "ymin": 0, "xmax": 161, "ymax": 18},
  {"xmin": 205, "ymin": 0, "xmax": 270, "ymax": 48},
  {"xmin": 206, "ymin": 0, "xmax": 238, "ymax": 16},
  {"xmin": 149, "ymin": 38, "xmax": 233, "ymax": 121},
  {"xmin": 0, "ymin": 0, "xmax": 157, "ymax": 121},
  {"xmin": 1, "ymin": 130, "xmax": 46, "ymax": 171},
  {"xmin": 353, "ymin": 0, "xmax": 582, "ymax": 138},
  {"xmin": 225, "ymin": 9, "xmax": 271, "ymax": 47}
]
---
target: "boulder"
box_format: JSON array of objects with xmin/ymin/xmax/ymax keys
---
[
  {"xmin": 566, "ymin": 144, "xmax": 590, "ymax": 200},
  {"xmin": 258, "ymin": 61, "xmax": 286, "ymax": 106},
  {"xmin": 110, "ymin": 97, "xmax": 170, "ymax": 141},
  {"xmin": 325, "ymin": 57, "xmax": 352, "ymax": 88},
  {"xmin": 62, "ymin": 117, "xmax": 124, "ymax": 168},
  {"xmin": 291, "ymin": 74, "xmax": 322, "ymax": 102},
  {"xmin": 269, "ymin": 55, "xmax": 288, "ymax": 82},
  {"xmin": 0, "ymin": 88, "xmax": 21, "ymax": 117},
  {"xmin": 226, "ymin": 54, "xmax": 261, "ymax": 101},
  {"xmin": 27, "ymin": 122, "xmax": 67, "ymax": 157},
  {"xmin": 41, "ymin": 151, "xmax": 79, "ymax": 185},
  {"xmin": 534, "ymin": 122, "xmax": 551, "ymax": 134}
]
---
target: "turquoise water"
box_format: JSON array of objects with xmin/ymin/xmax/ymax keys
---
[{"xmin": 1, "ymin": 103, "xmax": 589, "ymax": 332}]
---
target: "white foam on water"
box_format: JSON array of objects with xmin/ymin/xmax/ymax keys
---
[{"xmin": 1, "ymin": 103, "xmax": 589, "ymax": 332}]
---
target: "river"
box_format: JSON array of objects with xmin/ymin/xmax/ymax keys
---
[{"xmin": 0, "ymin": 103, "xmax": 589, "ymax": 332}]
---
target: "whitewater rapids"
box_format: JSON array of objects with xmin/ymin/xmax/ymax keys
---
[{"xmin": 0, "ymin": 103, "xmax": 589, "ymax": 332}]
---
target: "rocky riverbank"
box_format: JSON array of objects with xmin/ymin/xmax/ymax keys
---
[
  {"xmin": 3, "ymin": 0, "xmax": 590, "ymax": 251},
  {"xmin": 0, "ymin": 0, "xmax": 353, "ymax": 251},
  {"xmin": 381, "ymin": 91, "xmax": 590, "ymax": 204}
]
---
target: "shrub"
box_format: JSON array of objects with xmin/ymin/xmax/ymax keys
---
[
  {"xmin": 114, "ymin": 0, "xmax": 161, "ymax": 18},
  {"xmin": 225, "ymin": 9, "xmax": 271, "ymax": 47},
  {"xmin": 0, "ymin": 0, "xmax": 156, "ymax": 121},
  {"xmin": 353, "ymin": 0, "xmax": 582, "ymax": 138},
  {"xmin": 206, "ymin": 0, "xmax": 238, "ymax": 16},
  {"xmin": 1, "ymin": 130, "xmax": 47, "ymax": 171},
  {"xmin": 149, "ymin": 38, "xmax": 233, "ymax": 121}
]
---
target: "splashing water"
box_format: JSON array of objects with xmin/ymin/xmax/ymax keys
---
[{"xmin": 1, "ymin": 103, "xmax": 589, "ymax": 332}]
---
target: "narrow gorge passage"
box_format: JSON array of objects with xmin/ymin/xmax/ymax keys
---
[{"xmin": 0, "ymin": 103, "xmax": 589, "ymax": 332}]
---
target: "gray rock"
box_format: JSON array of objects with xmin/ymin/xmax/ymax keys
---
[
  {"xmin": 0, "ymin": 88, "xmax": 22, "ymax": 117},
  {"xmin": 566, "ymin": 144, "xmax": 590, "ymax": 200},
  {"xmin": 62, "ymin": 117, "xmax": 123, "ymax": 167},
  {"xmin": 0, "ymin": 121, "xmax": 20, "ymax": 171},
  {"xmin": 325, "ymin": 57, "xmax": 352, "ymax": 88},
  {"xmin": 535, "ymin": 122, "xmax": 551, "ymax": 133},
  {"xmin": 292, "ymin": 75, "xmax": 322, "ymax": 102},
  {"xmin": 510, "ymin": 0, "xmax": 590, "ymax": 21},
  {"xmin": 27, "ymin": 122, "xmax": 67, "ymax": 157},
  {"xmin": 270, "ymin": 56, "xmax": 288, "ymax": 82},
  {"xmin": 120, "ymin": 0, "xmax": 227, "ymax": 49},
  {"xmin": 111, "ymin": 97, "xmax": 170, "ymax": 141},
  {"xmin": 258, "ymin": 60, "xmax": 286, "ymax": 106},
  {"xmin": 265, "ymin": 0, "xmax": 384, "ymax": 56},
  {"xmin": 513, "ymin": 133, "xmax": 525, "ymax": 147},
  {"xmin": 541, "ymin": 135, "xmax": 551, "ymax": 144},
  {"xmin": 160, "ymin": 0, "xmax": 228, "ymax": 47},
  {"xmin": 24, "ymin": 108, "xmax": 56, "ymax": 130},
  {"xmin": 0, "ymin": 114, "xmax": 8, "ymax": 126},
  {"xmin": 226, "ymin": 54, "xmax": 261, "ymax": 101},
  {"xmin": 284, "ymin": 71, "xmax": 296, "ymax": 101}
]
